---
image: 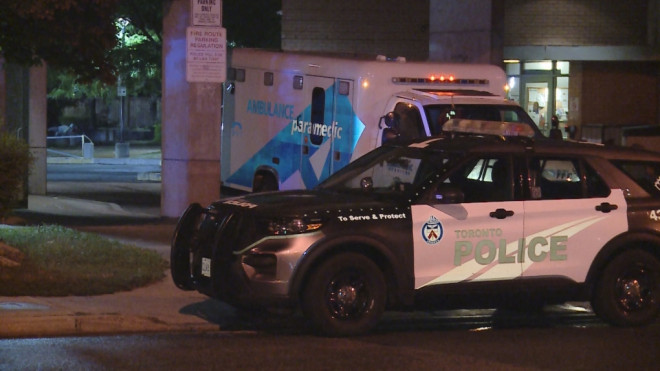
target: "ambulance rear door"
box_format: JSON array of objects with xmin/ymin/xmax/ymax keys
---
[{"xmin": 298, "ymin": 76, "xmax": 355, "ymax": 188}]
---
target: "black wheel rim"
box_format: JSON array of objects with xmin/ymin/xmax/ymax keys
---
[
  {"xmin": 325, "ymin": 268, "xmax": 373, "ymax": 320},
  {"xmin": 614, "ymin": 263, "xmax": 656, "ymax": 314}
]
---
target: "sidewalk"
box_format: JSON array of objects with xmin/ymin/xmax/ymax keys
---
[
  {"xmin": 0, "ymin": 148, "xmax": 236, "ymax": 338},
  {"xmin": 1, "ymin": 211, "xmax": 233, "ymax": 339}
]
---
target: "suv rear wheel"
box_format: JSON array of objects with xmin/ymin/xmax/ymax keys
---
[
  {"xmin": 253, "ymin": 173, "xmax": 278, "ymax": 192},
  {"xmin": 302, "ymin": 253, "xmax": 386, "ymax": 336},
  {"xmin": 592, "ymin": 249, "xmax": 660, "ymax": 326}
]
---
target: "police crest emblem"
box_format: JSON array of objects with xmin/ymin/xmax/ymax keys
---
[{"xmin": 422, "ymin": 216, "xmax": 443, "ymax": 244}]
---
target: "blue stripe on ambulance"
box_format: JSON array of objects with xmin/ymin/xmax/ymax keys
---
[{"xmin": 226, "ymin": 82, "xmax": 365, "ymax": 189}]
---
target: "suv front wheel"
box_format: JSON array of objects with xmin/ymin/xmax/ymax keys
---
[
  {"xmin": 302, "ymin": 253, "xmax": 386, "ymax": 337},
  {"xmin": 592, "ymin": 249, "xmax": 660, "ymax": 326}
]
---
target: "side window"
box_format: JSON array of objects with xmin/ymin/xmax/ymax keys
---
[
  {"xmin": 528, "ymin": 157, "xmax": 580, "ymax": 199},
  {"xmin": 393, "ymin": 102, "xmax": 425, "ymax": 140},
  {"xmin": 446, "ymin": 156, "xmax": 512, "ymax": 202},
  {"xmin": 526, "ymin": 157, "xmax": 607, "ymax": 199},
  {"xmin": 584, "ymin": 162, "xmax": 611, "ymax": 198},
  {"xmin": 502, "ymin": 109, "xmax": 523, "ymax": 122},
  {"xmin": 611, "ymin": 160, "xmax": 660, "ymax": 197},
  {"xmin": 310, "ymin": 87, "xmax": 325, "ymax": 145}
]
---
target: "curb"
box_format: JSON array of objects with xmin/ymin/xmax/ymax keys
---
[
  {"xmin": 137, "ymin": 172, "xmax": 162, "ymax": 182},
  {"xmin": 0, "ymin": 313, "xmax": 220, "ymax": 339},
  {"xmin": 47, "ymin": 157, "xmax": 94, "ymax": 164}
]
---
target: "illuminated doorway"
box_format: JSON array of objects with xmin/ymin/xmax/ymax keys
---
[{"xmin": 505, "ymin": 60, "xmax": 570, "ymax": 138}]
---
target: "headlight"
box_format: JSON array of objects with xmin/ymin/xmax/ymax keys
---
[{"xmin": 267, "ymin": 217, "xmax": 322, "ymax": 235}]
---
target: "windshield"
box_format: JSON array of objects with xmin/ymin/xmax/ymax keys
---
[
  {"xmin": 317, "ymin": 145, "xmax": 460, "ymax": 197},
  {"xmin": 425, "ymin": 104, "xmax": 541, "ymax": 137}
]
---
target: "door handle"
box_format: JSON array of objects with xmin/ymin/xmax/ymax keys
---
[
  {"xmin": 490, "ymin": 208, "xmax": 514, "ymax": 219},
  {"xmin": 595, "ymin": 202, "xmax": 618, "ymax": 213}
]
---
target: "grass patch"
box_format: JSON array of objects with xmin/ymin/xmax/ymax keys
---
[{"xmin": 0, "ymin": 225, "xmax": 168, "ymax": 296}]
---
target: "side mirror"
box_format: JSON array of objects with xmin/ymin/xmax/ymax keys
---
[
  {"xmin": 434, "ymin": 185, "xmax": 464, "ymax": 204},
  {"xmin": 379, "ymin": 111, "xmax": 400, "ymax": 129},
  {"xmin": 380, "ymin": 112, "xmax": 401, "ymax": 144}
]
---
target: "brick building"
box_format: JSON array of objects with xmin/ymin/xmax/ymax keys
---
[{"xmin": 281, "ymin": 0, "xmax": 660, "ymax": 143}]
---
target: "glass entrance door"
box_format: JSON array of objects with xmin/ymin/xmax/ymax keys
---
[
  {"xmin": 512, "ymin": 61, "xmax": 570, "ymax": 138},
  {"xmin": 522, "ymin": 78, "xmax": 550, "ymax": 135}
]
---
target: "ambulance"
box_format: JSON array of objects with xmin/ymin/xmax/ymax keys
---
[{"xmin": 221, "ymin": 48, "xmax": 540, "ymax": 192}]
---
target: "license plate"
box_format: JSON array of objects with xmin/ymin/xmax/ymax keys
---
[{"xmin": 201, "ymin": 257, "xmax": 211, "ymax": 277}]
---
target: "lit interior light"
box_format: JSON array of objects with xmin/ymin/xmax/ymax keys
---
[
  {"xmin": 448, "ymin": 75, "xmax": 455, "ymax": 82},
  {"xmin": 362, "ymin": 79, "xmax": 369, "ymax": 89}
]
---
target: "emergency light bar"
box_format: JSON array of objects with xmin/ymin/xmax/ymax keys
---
[
  {"xmin": 442, "ymin": 119, "xmax": 536, "ymax": 137},
  {"xmin": 392, "ymin": 77, "xmax": 489, "ymax": 85}
]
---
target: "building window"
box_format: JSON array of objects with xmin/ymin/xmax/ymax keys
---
[
  {"xmin": 524, "ymin": 61, "xmax": 553, "ymax": 71},
  {"xmin": 264, "ymin": 72, "xmax": 274, "ymax": 86},
  {"xmin": 556, "ymin": 61, "xmax": 570, "ymax": 74}
]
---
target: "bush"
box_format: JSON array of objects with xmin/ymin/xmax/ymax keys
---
[
  {"xmin": 0, "ymin": 131, "xmax": 33, "ymax": 220},
  {"xmin": 151, "ymin": 122, "xmax": 161, "ymax": 145}
]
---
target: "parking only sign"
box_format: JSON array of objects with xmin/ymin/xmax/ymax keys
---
[
  {"xmin": 191, "ymin": 0, "xmax": 222, "ymax": 26},
  {"xmin": 186, "ymin": 26, "xmax": 227, "ymax": 83}
]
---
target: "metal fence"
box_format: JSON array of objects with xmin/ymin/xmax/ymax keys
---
[
  {"xmin": 580, "ymin": 124, "xmax": 658, "ymax": 146},
  {"xmin": 46, "ymin": 135, "xmax": 95, "ymax": 159}
]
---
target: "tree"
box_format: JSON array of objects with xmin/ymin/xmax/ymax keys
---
[
  {"xmin": 0, "ymin": 0, "xmax": 121, "ymax": 83},
  {"xmin": 2, "ymin": 0, "xmax": 281, "ymax": 96},
  {"xmin": 44, "ymin": 1, "xmax": 165, "ymax": 134},
  {"xmin": 3, "ymin": 0, "xmax": 281, "ymax": 133},
  {"xmin": 0, "ymin": 130, "xmax": 33, "ymax": 220},
  {"xmin": 110, "ymin": 1, "xmax": 163, "ymax": 96},
  {"xmin": 47, "ymin": 0, "xmax": 164, "ymax": 100}
]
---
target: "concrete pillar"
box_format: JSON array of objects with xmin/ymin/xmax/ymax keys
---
[
  {"xmin": 0, "ymin": 63, "xmax": 47, "ymax": 199},
  {"xmin": 2, "ymin": 64, "xmax": 29, "ymax": 206},
  {"xmin": 28, "ymin": 64, "xmax": 47, "ymax": 196},
  {"xmin": 161, "ymin": 0, "xmax": 222, "ymax": 217}
]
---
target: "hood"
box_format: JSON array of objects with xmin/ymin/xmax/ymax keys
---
[{"xmin": 211, "ymin": 189, "xmax": 402, "ymax": 217}]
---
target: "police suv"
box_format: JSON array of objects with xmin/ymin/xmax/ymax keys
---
[{"xmin": 171, "ymin": 120, "xmax": 660, "ymax": 336}]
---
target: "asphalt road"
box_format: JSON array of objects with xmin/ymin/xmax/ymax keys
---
[{"xmin": 2, "ymin": 321, "xmax": 659, "ymax": 370}]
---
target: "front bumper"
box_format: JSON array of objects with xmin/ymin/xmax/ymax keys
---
[{"xmin": 171, "ymin": 203, "xmax": 321, "ymax": 308}]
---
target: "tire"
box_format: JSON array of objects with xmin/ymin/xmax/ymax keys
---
[
  {"xmin": 592, "ymin": 249, "xmax": 660, "ymax": 327},
  {"xmin": 302, "ymin": 253, "xmax": 386, "ymax": 337},
  {"xmin": 170, "ymin": 203, "xmax": 203, "ymax": 290},
  {"xmin": 253, "ymin": 173, "xmax": 278, "ymax": 193}
]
